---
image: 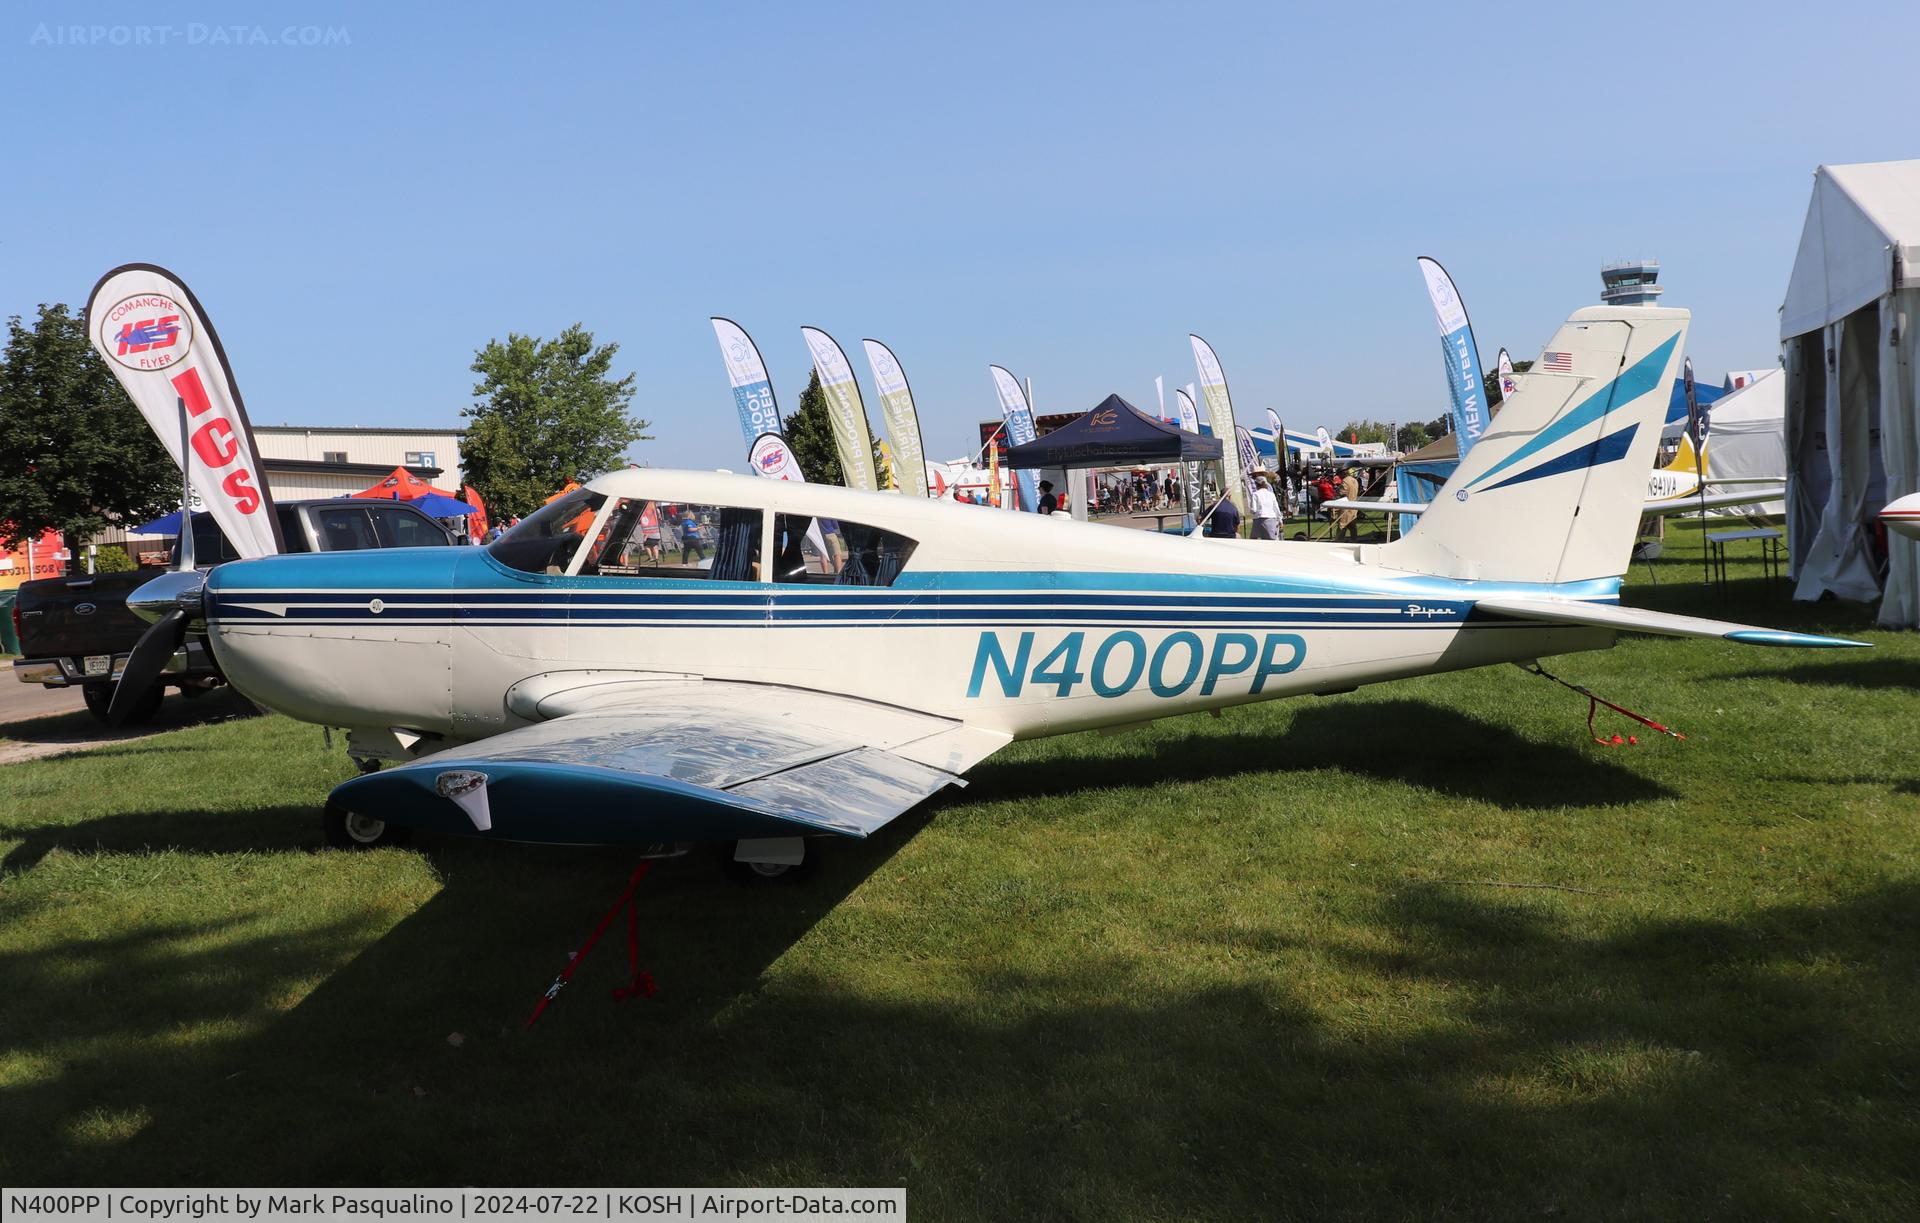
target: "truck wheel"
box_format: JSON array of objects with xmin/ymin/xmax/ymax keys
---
[
  {"xmin": 322, "ymin": 800, "xmax": 413, "ymax": 850},
  {"xmin": 84, "ymin": 682, "xmax": 161, "ymax": 726}
]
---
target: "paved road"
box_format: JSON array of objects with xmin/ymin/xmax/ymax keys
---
[
  {"xmin": 0, "ymin": 673, "xmax": 85, "ymax": 723},
  {"xmin": 0, "ymin": 678, "xmax": 257, "ymax": 765}
]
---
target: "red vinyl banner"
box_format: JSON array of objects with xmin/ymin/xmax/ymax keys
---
[{"xmin": 86, "ymin": 265, "xmax": 284, "ymax": 558}]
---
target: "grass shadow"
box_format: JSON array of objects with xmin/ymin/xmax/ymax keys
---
[
  {"xmin": 0, "ymin": 689, "xmax": 260, "ymax": 746},
  {"xmin": 38, "ymin": 868, "xmax": 1917, "ymax": 1216},
  {"xmin": 969, "ymin": 699, "xmax": 1673, "ymax": 809},
  {"xmin": 1728, "ymin": 657, "xmax": 1920, "ymax": 692},
  {"xmin": 2, "ymin": 804, "xmax": 323, "ymax": 875}
]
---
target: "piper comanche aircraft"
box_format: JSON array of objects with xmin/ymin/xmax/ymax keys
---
[{"xmin": 121, "ymin": 303, "xmax": 1862, "ymax": 875}]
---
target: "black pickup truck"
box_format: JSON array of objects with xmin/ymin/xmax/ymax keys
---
[{"xmin": 11, "ymin": 499, "xmax": 458, "ymax": 723}]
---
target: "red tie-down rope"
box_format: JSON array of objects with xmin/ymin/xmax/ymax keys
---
[
  {"xmin": 524, "ymin": 861, "xmax": 658, "ymax": 1030},
  {"xmin": 1518, "ymin": 662, "xmax": 1686, "ymax": 747}
]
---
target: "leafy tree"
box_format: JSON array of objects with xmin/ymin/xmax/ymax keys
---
[
  {"xmin": 460, "ymin": 324, "xmax": 651, "ymax": 520},
  {"xmin": 782, "ymin": 368, "xmax": 843, "ymax": 486},
  {"xmin": 1335, "ymin": 420, "xmax": 1397, "ymax": 446},
  {"xmin": 0, "ymin": 303, "xmax": 178, "ymax": 572},
  {"xmin": 1395, "ymin": 422, "xmax": 1432, "ymax": 452},
  {"xmin": 92, "ymin": 545, "xmax": 137, "ymax": 573}
]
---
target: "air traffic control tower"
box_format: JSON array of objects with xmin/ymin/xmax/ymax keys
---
[{"xmin": 1600, "ymin": 259, "xmax": 1663, "ymax": 306}]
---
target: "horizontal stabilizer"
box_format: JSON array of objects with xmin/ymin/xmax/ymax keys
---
[
  {"xmin": 1473, "ymin": 596, "xmax": 1868, "ymax": 648},
  {"xmin": 1343, "ymin": 485, "xmax": 1788, "ymax": 522}
]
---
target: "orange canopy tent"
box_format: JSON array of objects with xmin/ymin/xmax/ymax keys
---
[{"xmin": 352, "ymin": 466, "xmax": 460, "ymax": 501}]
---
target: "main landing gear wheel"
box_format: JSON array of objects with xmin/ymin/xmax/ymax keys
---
[
  {"xmin": 723, "ymin": 838, "xmax": 816, "ymax": 884},
  {"xmin": 322, "ymin": 799, "xmax": 413, "ymax": 850}
]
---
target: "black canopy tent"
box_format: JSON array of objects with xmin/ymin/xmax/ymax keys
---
[{"xmin": 1003, "ymin": 394, "xmax": 1224, "ymax": 468}]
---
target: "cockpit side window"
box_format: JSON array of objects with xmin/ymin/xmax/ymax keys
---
[
  {"xmin": 772, "ymin": 515, "xmax": 916, "ymax": 586},
  {"xmin": 577, "ymin": 498, "xmax": 766, "ymax": 582},
  {"xmin": 488, "ymin": 488, "xmax": 607, "ymax": 575}
]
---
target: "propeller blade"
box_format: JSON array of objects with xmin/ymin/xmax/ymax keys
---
[{"xmin": 109, "ymin": 608, "xmax": 187, "ymax": 725}]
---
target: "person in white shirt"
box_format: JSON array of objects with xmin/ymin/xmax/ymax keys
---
[{"xmin": 1250, "ymin": 471, "xmax": 1282, "ymax": 540}]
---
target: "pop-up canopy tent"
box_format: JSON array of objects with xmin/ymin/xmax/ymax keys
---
[
  {"xmin": 1779, "ymin": 159, "xmax": 1920, "ymax": 624},
  {"xmin": 351, "ymin": 465, "xmax": 476, "ymax": 521},
  {"xmin": 1004, "ymin": 394, "xmax": 1225, "ymax": 526},
  {"xmin": 353, "ymin": 466, "xmax": 460, "ymax": 502},
  {"xmin": 1004, "ymin": 394, "xmax": 1224, "ymax": 468}
]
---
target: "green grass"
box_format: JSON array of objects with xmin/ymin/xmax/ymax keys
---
[{"xmin": 1, "ymin": 522, "xmax": 1915, "ymax": 1218}]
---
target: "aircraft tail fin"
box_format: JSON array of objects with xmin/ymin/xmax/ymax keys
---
[{"xmin": 1378, "ymin": 305, "xmax": 1689, "ymax": 585}]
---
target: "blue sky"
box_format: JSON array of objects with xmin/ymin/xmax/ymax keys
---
[{"xmin": 1, "ymin": 1, "xmax": 1913, "ymax": 467}]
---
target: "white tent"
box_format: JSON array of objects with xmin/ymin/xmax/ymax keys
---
[
  {"xmin": 1705, "ymin": 369, "xmax": 1786, "ymax": 516},
  {"xmin": 1780, "ymin": 160, "xmax": 1920, "ymax": 624}
]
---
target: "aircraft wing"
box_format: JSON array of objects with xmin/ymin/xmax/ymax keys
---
[
  {"xmin": 1473, "ymin": 597, "xmax": 1866, "ymax": 648},
  {"xmin": 330, "ymin": 678, "xmax": 1010, "ymax": 845},
  {"xmin": 1640, "ymin": 486, "xmax": 1785, "ymax": 516}
]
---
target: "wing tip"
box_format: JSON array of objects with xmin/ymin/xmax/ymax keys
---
[{"xmin": 1724, "ymin": 629, "xmax": 1871, "ymax": 649}]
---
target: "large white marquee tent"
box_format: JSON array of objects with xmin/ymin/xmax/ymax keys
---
[
  {"xmin": 1780, "ymin": 159, "xmax": 1920, "ymax": 625},
  {"xmin": 1705, "ymin": 369, "xmax": 1786, "ymax": 517}
]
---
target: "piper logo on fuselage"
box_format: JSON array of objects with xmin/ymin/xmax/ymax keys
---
[{"xmin": 967, "ymin": 630, "xmax": 1306, "ymax": 700}]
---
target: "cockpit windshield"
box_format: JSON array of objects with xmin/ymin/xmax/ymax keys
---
[{"xmin": 487, "ymin": 487, "xmax": 608, "ymax": 574}]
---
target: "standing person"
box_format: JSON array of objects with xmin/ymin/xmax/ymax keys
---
[
  {"xmin": 1037, "ymin": 480, "xmax": 1059, "ymax": 515},
  {"xmin": 1203, "ymin": 493, "xmax": 1240, "ymax": 538},
  {"xmin": 678, "ymin": 505, "xmax": 707, "ymax": 565},
  {"xmin": 1250, "ymin": 471, "xmax": 1282, "ymax": 540},
  {"xmin": 638, "ymin": 501, "xmax": 663, "ymax": 563},
  {"xmin": 1336, "ymin": 467, "xmax": 1361, "ymax": 540}
]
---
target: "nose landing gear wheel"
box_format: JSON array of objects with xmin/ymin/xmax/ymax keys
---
[{"xmin": 322, "ymin": 799, "xmax": 413, "ymax": 850}]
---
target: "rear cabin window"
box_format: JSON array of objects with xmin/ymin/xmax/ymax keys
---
[
  {"xmin": 314, "ymin": 506, "xmax": 380, "ymax": 552},
  {"xmin": 488, "ymin": 488, "xmax": 607, "ymax": 574},
  {"xmin": 578, "ymin": 499, "xmax": 764, "ymax": 582},
  {"xmin": 772, "ymin": 515, "xmax": 916, "ymax": 586},
  {"xmin": 367, "ymin": 505, "xmax": 449, "ymax": 549},
  {"xmin": 178, "ymin": 506, "xmax": 308, "ymax": 564}
]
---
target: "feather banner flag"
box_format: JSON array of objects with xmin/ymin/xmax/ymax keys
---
[
  {"xmin": 862, "ymin": 339, "xmax": 930, "ymax": 497},
  {"xmin": 1188, "ymin": 335, "xmax": 1246, "ymax": 513},
  {"xmin": 988, "ymin": 365, "xmax": 1041, "ymax": 511},
  {"xmin": 1496, "ymin": 346, "xmax": 1518, "ymax": 405},
  {"xmin": 710, "ymin": 318, "xmax": 785, "ymax": 461},
  {"xmin": 87, "ymin": 263, "xmax": 284, "ymax": 557},
  {"xmin": 801, "ymin": 327, "xmax": 880, "ymax": 491},
  {"xmin": 1175, "ymin": 386, "xmax": 1200, "ymax": 434},
  {"xmin": 1416, "ymin": 257, "xmax": 1487, "ymax": 457},
  {"xmin": 1170, "ymin": 387, "xmax": 1204, "ymax": 523}
]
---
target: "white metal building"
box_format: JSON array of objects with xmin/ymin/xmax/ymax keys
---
[{"xmin": 252, "ymin": 425, "xmax": 466, "ymax": 501}]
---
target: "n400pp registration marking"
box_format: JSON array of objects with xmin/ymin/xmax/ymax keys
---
[{"xmin": 967, "ymin": 629, "xmax": 1306, "ymax": 699}]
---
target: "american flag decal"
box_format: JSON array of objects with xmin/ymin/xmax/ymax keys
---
[{"xmin": 1541, "ymin": 351, "xmax": 1574, "ymax": 373}]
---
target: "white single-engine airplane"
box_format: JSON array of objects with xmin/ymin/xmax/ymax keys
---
[{"xmin": 121, "ymin": 303, "xmax": 1863, "ymax": 873}]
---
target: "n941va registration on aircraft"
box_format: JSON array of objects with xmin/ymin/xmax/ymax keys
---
[{"xmin": 121, "ymin": 302, "xmax": 1864, "ymax": 872}]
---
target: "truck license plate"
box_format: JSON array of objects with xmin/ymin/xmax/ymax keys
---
[{"xmin": 83, "ymin": 655, "xmax": 111, "ymax": 677}]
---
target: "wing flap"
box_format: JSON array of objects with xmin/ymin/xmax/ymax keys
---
[
  {"xmin": 1474, "ymin": 596, "xmax": 1867, "ymax": 648},
  {"xmin": 731, "ymin": 747, "xmax": 962, "ymax": 836}
]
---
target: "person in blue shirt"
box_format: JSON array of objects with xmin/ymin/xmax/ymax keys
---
[{"xmin": 1204, "ymin": 495, "xmax": 1240, "ymax": 538}]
